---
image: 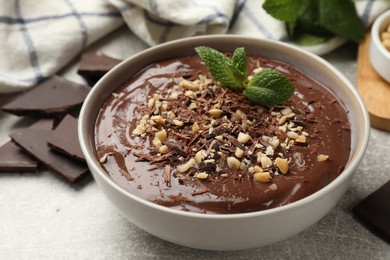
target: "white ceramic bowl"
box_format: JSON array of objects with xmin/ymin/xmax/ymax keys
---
[
  {"xmin": 79, "ymin": 36, "xmax": 370, "ymax": 251},
  {"xmin": 370, "ymin": 10, "xmax": 390, "ymax": 83}
]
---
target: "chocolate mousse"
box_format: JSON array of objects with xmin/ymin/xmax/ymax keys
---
[{"xmin": 94, "ymin": 53, "xmax": 351, "ymax": 214}]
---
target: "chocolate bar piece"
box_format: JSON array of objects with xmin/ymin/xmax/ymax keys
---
[
  {"xmin": 353, "ymin": 180, "xmax": 390, "ymax": 242},
  {"xmin": 0, "ymin": 119, "xmax": 54, "ymax": 172},
  {"xmin": 77, "ymin": 51, "xmax": 122, "ymax": 86},
  {"xmin": 0, "ymin": 141, "xmax": 38, "ymax": 172},
  {"xmin": 10, "ymin": 128, "xmax": 89, "ymax": 183},
  {"xmin": 48, "ymin": 114, "xmax": 85, "ymax": 162},
  {"xmin": 1, "ymin": 76, "xmax": 90, "ymax": 117}
]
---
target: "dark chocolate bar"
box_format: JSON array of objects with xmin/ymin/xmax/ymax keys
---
[
  {"xmin": 48, "ymin": 114, "xmax": 85, "ymax": 162},
  {"xmin": 353, "ymin": 180, "xmax": 390, "ymax": 242},
  {"xmin": 1, "ymin": 76, "xmax": 90, "ymax": 117},
  {"xmin": 0, "ymin": 141, "xmax": 38, "ymax": 172},
  {"xmin": 77, "ymin": 51, "xmax": 122, "ymax": 86},
  {"xmin": 10, "ymin": 128, "xmax": 89, "ymax": 183}
]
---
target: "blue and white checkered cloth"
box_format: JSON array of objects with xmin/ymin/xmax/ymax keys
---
[
  {"xmin": 1, "ymin": 0, "xmax": 389, "ymax": 93},
  {"xmin": 0, "ymin": 0, "xmax": 123, "ymax": 93}
]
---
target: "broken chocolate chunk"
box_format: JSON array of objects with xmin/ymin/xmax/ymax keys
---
[
  {"xmin": 1, "ymin": 76, "xmax": 90, "ymax": 117},
  {"xmin": 353, "ymin": 180, "xmax": 390, "ymax": 242},
  {"xmin": 77, "ymin": 51, "xmax": 122, "ymax": 86},
  {"xmin": 0, "ymin": 141, "xmax": 38, "ymax": 172},
  {"xmin": 48, "ymin": 114, "xmax": 85, "ymax": 162},
  {"xmin": 10, "ymin": 128, "xmax": 89, "ymax": 183}
]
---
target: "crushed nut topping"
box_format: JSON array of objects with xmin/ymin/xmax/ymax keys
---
[
  {"xmin": 130, "ymin": 75, "xmax": 316, "ymax": 186},
  {"xmin": 381, "ymin": 24, "xmax": 390, "ymax": 51}
]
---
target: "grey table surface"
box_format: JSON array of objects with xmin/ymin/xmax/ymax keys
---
[{"xmin": 0, "ymin": 26, "xmax": 389, "ymax": 260}]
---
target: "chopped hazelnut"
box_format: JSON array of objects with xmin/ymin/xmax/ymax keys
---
[
  {"xmin": 265, "ymin": 146, "xmax": 274, "ymax": 156},
  {"xmin": 150, "ymin": 115, "xmax": 165, "ymax": 125},
  {"xmin": 286, "ymin": 112, "xmax": 295, "ymax": 118},
  {"xmin": 227, "ymin": 156, "xmax": 241, "ymax": 170},
  {"xmin": 161, "ymin": 101, "xmax": 169, "ymax": 111},
  {"xmin": 256, "ymin": 151, "xmax": 264, "ymax": 163},
  {"xmin": 215, "ymin": 135, "xmax": 223, "ymax": 141},
  {"xmin": 240, "ymin": 161, "xmax": 247, "ymax": 170},
  {"xmin": 317, "ymin": 154, "xmax": 329, "ymax": 162},
  {"xmin": 254, "ymin": 171, "xmax": 271, "ymax": 183},
  {"xmin": 177, "ymin": 158, "xmax": 196, "ymax": 173},
  {"xmin": 260, "ymin": 156, "xmax": 273, "ymax": 168},
  {"xmin": 254, "ymin": 165, "xmax": 263, "ymax": 173},
  {"xmin": 180, "ymin": 79, "xmax": 199, "ymax": 91},
  {"xmin": 99, "ymin": 153, "xmax": 111, "ymax": 164},
  {"xmin": 172, "ymin": 119, "xmax": 183, "ymax": 127},
  {"xmin": 147, "ymin": 98, "xmax": 155, "ymax": 108},
  {"xmin": 185, "ymin": 90, "xmax": 196, "ymax": 99},
  {"xmin": 153, "ymin": 93, "xmax": 161, "ymax": 100},
  {"xmin": 169, "ymin": 92, "xmax": 179, "ymax": 99},
  {"xmin": 237, "ymin": 132, "xmax": 251, "ymax": 144},
  {"xmin": 274, "ymin": 157, "xmax": 289, "ymax": 174},
  {"xmin": 155, "ymin": 130, "xmax": 167, "ymax": 141},
  {"xmin": 195, "ymin": 150, "xmax": 206, "ymax": 164},
  {"xmin": 152, "ymin": 137, "xmax": 162, "ymax": 148},
  {"xmin": 236, "ymin": 109, "xmax": 245, "ymax": 118},
  {"xmin": 287, "ymin": 131, "xmax": 299, "ymax": 139},
  {"xmin": 230, "ymin": 113, "xmax": 241, "ymax": 122},
  {"xmin": 281, "ymin": 107, "xmax": 292, "ymax": 115},
  {"xmin": 158, "ymin": 145, "xmax": 170, "ymax": 154},
  {"xmin": 269, "ymin": 136, "xmax": 280, "ymax": 147},
  {"xmin": 195, "ymin": 172, "xmax": 209, "ymax": 179},
  {"xmin": 278, "ymin": 115, "xmax": 288, "ymax": 125},
  {"xmin": 381, "ymin": 32, "xmax": 390, "ymax": 41},
  {"xmin": 208, "ymin": 108, "xmax": 223, "ymax": 118},
  {"xmin": 167, "ymin": 111, "xmax": 176, "ymax": 119},
  {"xmin": 132, "ymin": 124, "xmax": 146, "ymax": 136},
  {"xmin": 235, "ymin": 147, "xmax": 244, "ymax": 158},
  {"xmin": 383, "ymin": 39, "xmax": 390, "ymax": 51},
  {"xmin": 192, "ymin": 122, "xmax": 200, "ymax": 134},
  {"xmin": 295, "ymin": 135, "xmax": 307, "ymax": 143},
  {"xmin": 189, "ymin": 102, "xmax": 198, "ymax": 110}
]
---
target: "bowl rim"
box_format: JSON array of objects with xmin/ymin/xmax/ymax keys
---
[
  {"xmin": 372, "ymin": 9, "xmax": 390, "ymax": 60},
  {"xmin": 79, "ymin": 35, "xmax": 370, "ymax": 220}
]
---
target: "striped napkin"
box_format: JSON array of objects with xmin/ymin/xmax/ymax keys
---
[
  {"xmin": 0, "ymin": 0, "xmax": 123, "ymax": 93},
  {"xmin": 110, "ymin": 0, "xmax": 390, "ymax": 46},
  {"xmin": 1, "ymin": 0, "xmax": 389, "ymax": 93}
]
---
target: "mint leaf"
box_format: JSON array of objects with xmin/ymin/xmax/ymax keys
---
[
  {"xmin": 231, "ymin": 47, "xmax": 248, "ymax": 87},
  {"xmin": 263, "ymin": 0, "xmax": 364, "ymax": 43},
  {"xmin": 317, "ymin": 0, "xmax": 364, "ymax": 42},
  {"xmin": 195, "ymin": 46, "xmax": 295, "ymax": 106},
  {"xmin": 262, "ymin": 0, "xmax": 301, "ymax": 22},
  {"xmin": 195, "ymin": 46, "xmax": 243, "ymax": 89},
  {"xmin": 243, "ymin": 68, "xmax": 295, "ymax": 106}
]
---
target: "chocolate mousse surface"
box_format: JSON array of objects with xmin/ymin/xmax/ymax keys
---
[{"xmin": 94, "ymin": 53, "xmax": 351, "ymax": 214}]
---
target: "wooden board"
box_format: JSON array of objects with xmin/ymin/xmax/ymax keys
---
[{"xmin": 357, "ymin": 31, "xmax": 390, "ymax": 132}]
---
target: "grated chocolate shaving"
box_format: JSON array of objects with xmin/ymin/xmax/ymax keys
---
[{"xmin": 130, "ymin": 74, "xmax": 318, "ymax": 190}]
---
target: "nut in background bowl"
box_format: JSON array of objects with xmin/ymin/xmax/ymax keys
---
[
  {"xmin": 78, "ymin": 36, "xmax": 370, "ymax": 251},
  {"xmin": 370, "ymin": 10, "xmax": 390, "ymax": 83}
]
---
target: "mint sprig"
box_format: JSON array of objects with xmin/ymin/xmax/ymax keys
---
[
  {"xmin": 195, "ymin": 46, "xmax": 295, "ymax": 106},
  {"xmin": 262, "ymin": 0, "xmax": 365, "ymax": 44},
  {"xmin": 195, "ymin": 46, "xmax": 247, "ymax": 89}
]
